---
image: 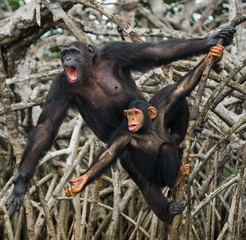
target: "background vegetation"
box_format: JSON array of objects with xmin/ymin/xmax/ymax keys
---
[{"xmin": 0, "ymin": 0, "xmax": 245, "ymax": 239}]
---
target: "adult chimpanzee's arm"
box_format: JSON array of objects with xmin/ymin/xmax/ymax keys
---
[
  {"xmin": 102, "ymin": 27, "xmax": 235, "ymax": 71},
  {"xmin": 64, "ymin": 134, "xmax": 131, "ymax": 197},
  {"xmin": 7, "ymin": 75, "xmax": 71, "ymax": 216}
]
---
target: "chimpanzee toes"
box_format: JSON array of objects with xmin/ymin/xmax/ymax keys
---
[
  {"xmin": 168, "ymin": 201, "xmax": 186, "ymax": 215},
  {"xmin": 179, "ymin": 201, "xmax": 187, "ymax": 211},
  {"xmin": 192, "ymin": 125, "xmax": 203, "ymax": 133}
]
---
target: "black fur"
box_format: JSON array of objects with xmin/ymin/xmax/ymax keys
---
[
  {"xmin": 7, "ymin": 27, "xmax": 235, "ymax": 217},
  {"xmin": 64, "ymin": 42, "xmax": 230, "ymax": 223}
]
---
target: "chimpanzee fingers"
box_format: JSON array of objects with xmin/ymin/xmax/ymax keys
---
[
  {"xmin": 178, "ymin": 201, "xmax": 187, "ymax": 209},
  {"xmin": 207, "ymin": 45, "xmax": 225, "ymax": 63},
  {"xmin": 64, "ymin": 175, "xmax": 87, "ymax": 197},
  {"xmin": 219, "ymin": 27, "xmax": 236, "ymax": 37},
  {"xmin": 211, "ymin": 45, "xmax": 224, "ymax": 51},
  {"xmin": 64, "ymin": 186, "xmax": 75, "ymax": 197},
  {"xmin": 218, "ymin": 27, "xmax": 236, "ymax": 46},
  {"xmin": 7, "ymin": 206, "xmax": 15, "ymax": 218},
  {"xmin": 69, "ymin": 177, "xmax": 81, "ymax": 183},
  {"xmin": 178, "ymin": 164, "xmax": 189, "ymax": 176},
  {"xmin": 6, "ymin": 197, "xmax": 14, "ymax": 216},
  {"xmin": 69, "ymin": 175, "xmax": 88, "ymax": 191},
  {"xmin": 211, "ymin": 45, "xmax": 224, "ymax": 58},
  {"xmin": 181, "ymin": 164, "xmax": 190, "ymax": 175},
  {"xmin": 211, "ymin": 53, "xmax": 222, "ymax": 58},
  {"xmin": 174, "ymin": 203, "xmax": 186, "ymax": 214},
  {"xmin": 7, "ymin": 195, "xmax": 23, "ymax": 217}
]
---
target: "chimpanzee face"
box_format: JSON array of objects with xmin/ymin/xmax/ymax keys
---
[
  {"xmin": 124, "ymin": 108, "xmax": 144, "ymax": 132},
  {"xmin": 124, "ymin": 101, "xmax": 158, "ymax": 132},
  {"xmin": 61, "ymin": 42, "xmax": 96, "ymax": 84}
]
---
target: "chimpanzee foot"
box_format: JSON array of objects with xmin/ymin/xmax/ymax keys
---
[
  {"xmin": 64, "ymin": 174, "xmax": 89, "ymax": 197},
  {"xmin": 164, "ymin": 201, "xmax": 186, "ymax": 224},
  {"xmin": 169, "ymin": 201, "xmax": 186, "ymax": 215}
]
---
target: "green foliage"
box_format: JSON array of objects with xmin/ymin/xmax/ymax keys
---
[
  {"xmin": 139, "ymin": 0, "xmax": 150, "ymax": 9},
  {"xmin": 164, "ymin": 0, "xmax": 178, "ymax": 4},
  {"xmin": 0, "ymin": 0, "xmax": 25, "ymax": 11},
  {"xmin": 134, "ymin": 17, "xmax": 142, "ymax": 28},
  {"xmin": 44, "ymin": 47, "xmax": 62, "ymax": 57},
  {"xmin": 213, "ymin": 3, "xmax": 230, "ymax": 16},
  {"xmin": 0, "ymin": 1, "xmax": 6, "ymax": 10},
  {"xmin": 229, "ymin": 165, "xmax": 241, "ymax": 174}
]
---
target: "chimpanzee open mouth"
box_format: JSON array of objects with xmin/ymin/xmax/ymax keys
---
[
  {"xmin": 64, "ymin": 66, "xmax": 78, "ymax": 82},
  {"xmin": 128, "ymin": 124, "xmax": 138, "ymax": 131}
]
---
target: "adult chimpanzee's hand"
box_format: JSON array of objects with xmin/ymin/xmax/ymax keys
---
[
  {"xmin": 7, "ymin": 173, "xmax": 29, "ymax": 217},
  {"xmin": 208, "ymin": 26, "xmax": 236, "ymax": 46}
]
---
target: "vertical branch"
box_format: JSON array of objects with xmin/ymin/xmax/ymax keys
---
[
  {"xmin": 73, "ymin": 191, "xmax": 82, "ymax": 240},
  {"xmin": 230, "ymin": 144, "xmax": 246, "ymax": 240},
  {"xmin": 169, "ymin": 15, "xmax": 246, "ymax": 240},
  {"xmin": 129, "ymin": 205, "xmax": 145, "ymax": 240},
  {"xmin": 14, "ymin": 208, "xmax": 24, "ymax": 240},
  {"xmin": 23, "ymin": 193, "xmax": 35, "ymax": 240},
  {"xmin": 210, "ymin": 151, "xmax": 219, "ymax": 240},
  {"xmin": 85, "ymin": 181, "xmax": 100, "ymax": 240},
  {"xmin": 57, "ymin": 200, "xmax": 68, "ymax": 240},
  {"xmin": 81, "ymin": 140, "xmax": 95, "ymax": 239},
  {"xmin": 80, "ymin": 179, "xmax": 89, "ymax": 238},
  {"xmin": 106, "ymin": 162, "xmax": 121, "ymax": 240},
  {"xmin": 33, "ymin": 177, "xmax": 57, "ymax": 240},
  {"xmin": 149, "ymin": 215, "xmax": 158, "ymax": 240},
  {"xmin": 2, "ymin": 206, "xmax": 14, "ymax": 240},
  {"xmin": 0, "ymin": 50, "xmax": 22, "ymax": 169}
]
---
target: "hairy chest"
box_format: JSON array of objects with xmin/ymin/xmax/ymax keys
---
[
  {"xmin": 130, "ymin": 133, "xmax": 163, "ymax": 154},
  {"xmin": 74, "ymin": 68, "xmax": 128, "ymax": 109}
]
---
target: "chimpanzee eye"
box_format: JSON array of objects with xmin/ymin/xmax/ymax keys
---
[{"xmin": 61, "ymin": 49, "xmax": 68, "ymax": 58}]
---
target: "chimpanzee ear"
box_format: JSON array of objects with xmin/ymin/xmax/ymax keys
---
[
  {"xmin": 148, "ymin": 107, "xmax": 157, "ymax": 119},
  {"xmin": 87, "ymin": 44, "xmax": 96, "ymax": 58},
  {"xmin": 123, "ymin": 110, "xmax": 128, "ymax": 116}
]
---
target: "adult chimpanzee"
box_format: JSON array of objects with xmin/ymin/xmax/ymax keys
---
[
  {"xmin": 7, "ymin": 27, "xmax": 235, "ymax": 216},
  {"xmin": 63, "ymin": 45, "xmax": 225, "ymax": 223}
]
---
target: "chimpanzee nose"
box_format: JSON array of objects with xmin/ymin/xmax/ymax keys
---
[{"xmin": 66, "ymin": 56, "xmax": 71, "ymax": 61}]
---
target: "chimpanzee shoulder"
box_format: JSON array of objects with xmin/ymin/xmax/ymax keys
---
[{"xmin": 46, "ymin": 72, "xmax": 70, "ymax": 102}]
